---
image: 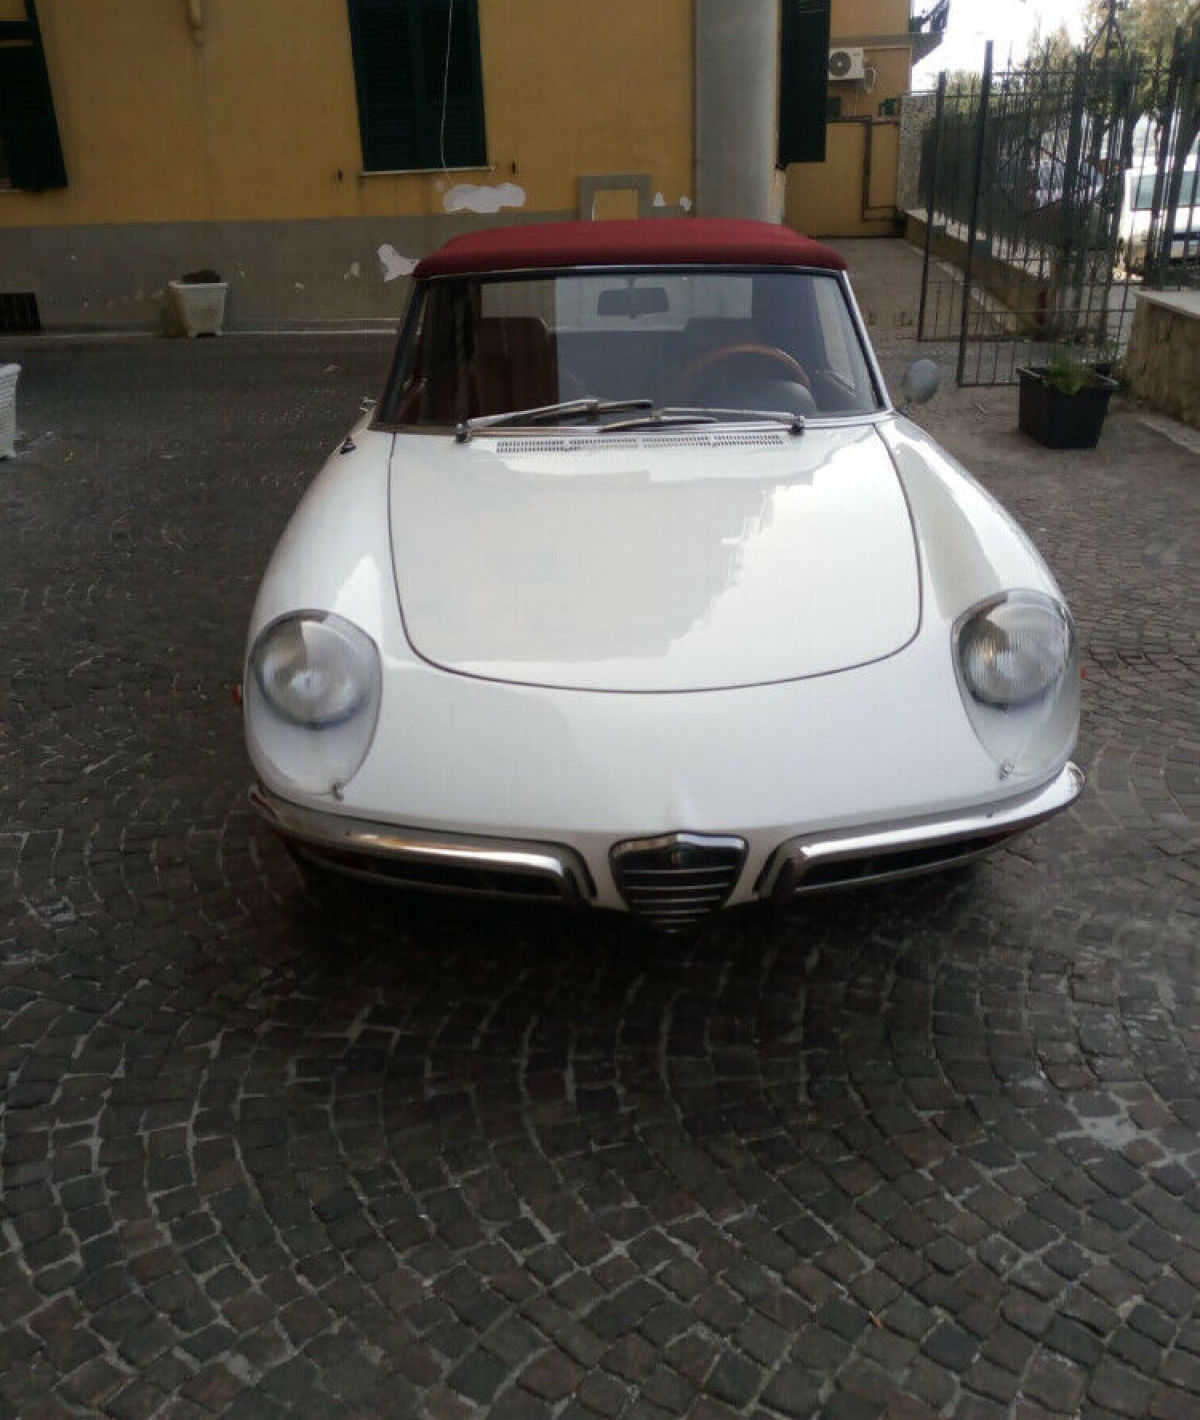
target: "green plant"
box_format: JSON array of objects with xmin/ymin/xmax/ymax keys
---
[
  {"xmin": 1040, "ymin": 357, "xmax": 1101, "ymax": 395},
  {"xmin": 1037, "ymin": 340, "xmax": 1118, "ymax": 395}
]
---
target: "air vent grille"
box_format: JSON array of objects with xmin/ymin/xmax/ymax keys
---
[
  {"xmin": 496, "ymin": 429, "xmax": 788, "ymax": 454},
  {"xmin": 713, "ymin": 431, "xmax": 789, "ymax": 446}
]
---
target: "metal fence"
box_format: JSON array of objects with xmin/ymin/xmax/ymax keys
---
[{"xmin": 914, "ymin": 25, "xmax": 1200, "ymax": 386}]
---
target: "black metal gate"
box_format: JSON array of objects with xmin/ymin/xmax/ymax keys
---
[{"xmin": 914, "ymin": 22, "xmax": 1200, "ymax": 386}]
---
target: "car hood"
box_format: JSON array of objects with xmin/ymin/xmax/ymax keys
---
[{"xmin": 388, "ymin": 423, "xmax": 920, "ymax": 692}]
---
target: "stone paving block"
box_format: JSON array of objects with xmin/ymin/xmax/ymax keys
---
[{"xmin": 519, "ymin": 1348, "xmax": 584, "ymax": 1402}]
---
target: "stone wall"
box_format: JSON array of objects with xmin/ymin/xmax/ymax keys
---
[
  {"xmin": 1125, "ymin": 291, "xmax": 1200, "ymax": 429},
  {"xmin": 897, "ymin": 91, "xmax": 936, "ymax": 216}
]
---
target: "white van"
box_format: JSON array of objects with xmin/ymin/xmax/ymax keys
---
[{"xmin": 1119, "ymin": 161, "xmax": 1200, "ymax": 271}]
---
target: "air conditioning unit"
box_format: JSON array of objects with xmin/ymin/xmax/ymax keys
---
[{"xmin": 828, "ymin": 47, "xmax": 865, "ymax": 82}]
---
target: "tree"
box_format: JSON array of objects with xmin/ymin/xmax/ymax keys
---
[
  {"xmin": 1026, "ymin": 24, "xmax": 1078, "ymax": 70},
  {"xmin": 1086, "ymin": 0, "xmax": 1199, "ymax": 277},
  {"xmin": 1085, "ymin": 0, "xmax": 1200, "ymax": 57}
]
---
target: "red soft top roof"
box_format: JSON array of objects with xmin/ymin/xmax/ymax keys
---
[{"xmin": 412, "ymin": 217, "xmax": 847, "ymax": 278}]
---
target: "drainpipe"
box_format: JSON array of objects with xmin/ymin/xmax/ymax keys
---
[{"xmin": 694, "ymin": 0, "xmax": 779, "ymax": 219}]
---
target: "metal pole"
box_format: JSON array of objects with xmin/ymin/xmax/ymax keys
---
[
  {"xmin": 917, "ymin": 70, "xmax": 947, "ymax": 340},
  {"xmin": 1157, "ymin": 27, "xmax": 1199, "ymax": 282},
  {"xmin": 1059, "ymin": 52, "xmax": 1090, "ymax": 332},
  {"xmin": 1146, "ymin": 31, "xmax": 1183, "ymax": 285},
  {"xmin": 957, "ymin": 42, "xmax": 992, "ymax": 386}
]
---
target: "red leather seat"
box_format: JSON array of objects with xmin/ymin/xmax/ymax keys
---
[{"xmin": 470, "ymin": 317, "xmax": 558, "ymax": 415}]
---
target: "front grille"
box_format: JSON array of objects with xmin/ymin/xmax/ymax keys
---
[{"xmin": 611, "ymin": 833, "xmax": 746, "ymax": 929}]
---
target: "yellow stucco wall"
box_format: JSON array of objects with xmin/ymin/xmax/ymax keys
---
[
  {"xmin": 0, "ymin": 0, "xmax": 694, "ymax": 228},
  {"xmin": 833, "ymin": 0, "xmax": 909, "ymax": 38},
  {"xmin": 828, "ymin": 47, "xmax": 910, "ymax": 118},
  {"xmin": 784, "ymin": 0, "xmax": 913, "ymax": 238},
  {"xmin": 786, "ymin": 120, "xmax": 900, "ymax": 237}
]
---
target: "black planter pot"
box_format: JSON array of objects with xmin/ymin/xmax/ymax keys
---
[{"xmin": 1017, "ymin": 366, "xmax": 1118, "ymax": 449}]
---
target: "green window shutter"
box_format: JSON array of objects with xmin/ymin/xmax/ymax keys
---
[
  {"xmin": 0, "ymin": 3, "xmax": 67, "ymax": 191},
  {"xmin": 778, "ymin": 0, "xmax": 831, "ymax": 166},
  {"xmin": 347, "ymin": 0, "xmax": 485, "ymax": 171}
]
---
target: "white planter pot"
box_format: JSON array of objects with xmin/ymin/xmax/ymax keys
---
[
  {"xmin": 168, "ymin": 280, "xmax": 228, "ymax": 337},
  {"xmin": 0, "ymin": 363, "xmax": 18, "ymax": 459}
]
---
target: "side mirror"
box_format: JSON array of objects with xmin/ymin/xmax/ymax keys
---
[{"xmin": 900, "ymin": 359, "xmax": 942, "ymax": 409}]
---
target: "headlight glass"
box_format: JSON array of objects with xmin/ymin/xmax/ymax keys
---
[
  {"xmin": 954, "ymin": 591, "xmax": 1079, "ymax": 777},
  {"xmin": 245, "ymin": 612, "xmax": 381, "ymax": 794},
  {"xmin": 252, "ymin": 616, "xmax": 374, "ymax": 726},
  {"xmin": 958, "ymin": 595, "xmax": 1071, "ymax": 707}
]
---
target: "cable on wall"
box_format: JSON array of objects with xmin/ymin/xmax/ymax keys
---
[{"xmin": 439, "ymin": 0, "xmax": 456, "ymax": 173}]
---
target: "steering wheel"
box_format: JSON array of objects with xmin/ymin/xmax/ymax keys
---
[{"xmin": 667, "ymin": 343, "xmax": 812, "ymax": 403}]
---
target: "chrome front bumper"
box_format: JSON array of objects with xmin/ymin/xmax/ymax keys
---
[
  {"xmin": 250, "ymin": 760, "xmax": 1083, "ymax": 917},
  {"xmin": 248, "ymin": 783, "xmax": 594, "ymax": 905},
  {"xmin": 757, "ymin": 761, "xmax": 1085, "ymax": 901}
]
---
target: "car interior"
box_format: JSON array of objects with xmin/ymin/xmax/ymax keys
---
[{"xmin": 386, "ymin": 271, "xmax": 878, "ymax": 425}]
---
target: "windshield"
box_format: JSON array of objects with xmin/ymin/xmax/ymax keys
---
[{"xmin": 380, "ymin": 268, "xmax": 882, "ymax": 427}]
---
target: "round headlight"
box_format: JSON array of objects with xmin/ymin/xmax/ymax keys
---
[
  {"xmin": 245, "ymin": 612, "xmax": 381, "ymax": 795},
  {"xmin": 957, "ymin": 593, "xmax": 1072, "ymax": 707},
  {"xmin": 252, "ymin": 614, "xmax": 376, "ymax": 727},
  {"xmin": 953, "ymin": 590, "xmax": 1079, "ymax": 779}
]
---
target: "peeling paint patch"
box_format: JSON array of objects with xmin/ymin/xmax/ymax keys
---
[
  {"xmin": 377, "ymin": 245, "xmax": 417, "ymax": 282},
  {"xmin": 343, "ymin": 261, "xmax": 362, "ymax": 282},
  {"xmin": 653, "ymin": 191, "xmax": 665, "ymax": 208},
  {"xmin": 442, "ymin": 181, "xmax": 526, "ymax": 215},
  {"xmin": 293, "ymin": 282, "xmax": 305, "ymax": 291},
  {"xmin": 680, "ymin": 195, "xmax": 693, "ymax": 213}
]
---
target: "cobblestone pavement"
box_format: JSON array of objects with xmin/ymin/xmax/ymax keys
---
[{"xmin": 1, "ymin": 269, "xmax": 1198, "ymax": 1420}]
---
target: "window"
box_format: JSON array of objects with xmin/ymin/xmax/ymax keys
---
[
  {"xmin": 346, "ymin": 0, "xmax": 486, "ymax": 173},
  {"xmin": 1133, "ymin": 170, "xmax": 1199, "ymax": 212},
  {"xmin": 778, "ymin": 0, "xmax": 831, "ymax": 166},
  {"xmin": 0, "ymin": 2, "xmax": 67, "ymax": 191},
  {"xmin": 811, "ymin": 276, "xmax": 861, "ymax": 389}
]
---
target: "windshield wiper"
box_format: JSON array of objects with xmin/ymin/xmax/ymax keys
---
[
  {"xmin": 601, "ymin": 406, "xmax": 806, "ymax": 434},
  {"xmin": 455, "ymin": 398, "xmax": 653, "ymax": 442}
]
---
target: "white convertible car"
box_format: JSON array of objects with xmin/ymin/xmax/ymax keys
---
[{"xmin": 244, "ymin": 218, "xmax": 1082, "ymax": 929}]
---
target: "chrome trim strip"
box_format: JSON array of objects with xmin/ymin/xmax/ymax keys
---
[
  {"xmin": 611, "ymin": 830, "xmax": 748, "ymax": 863},
  {"xmin": 759, "ymin": 761, "xmax": 1085, "ymax": 900},
  {"xmin": 419, "ymin": 262, "xmax": 849, "ymax": 283},
  {"xmin": 839, "ymin": 268, "xmax": 893, "ymax": 412},
  {"xmin": 249, "ymin": 783, "xmax": 593, "ymax": 904}
]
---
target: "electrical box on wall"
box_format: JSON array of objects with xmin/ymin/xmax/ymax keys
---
[{"xmin": 828, "ymin": 48, "xmax": 865, "ymax": 82}]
